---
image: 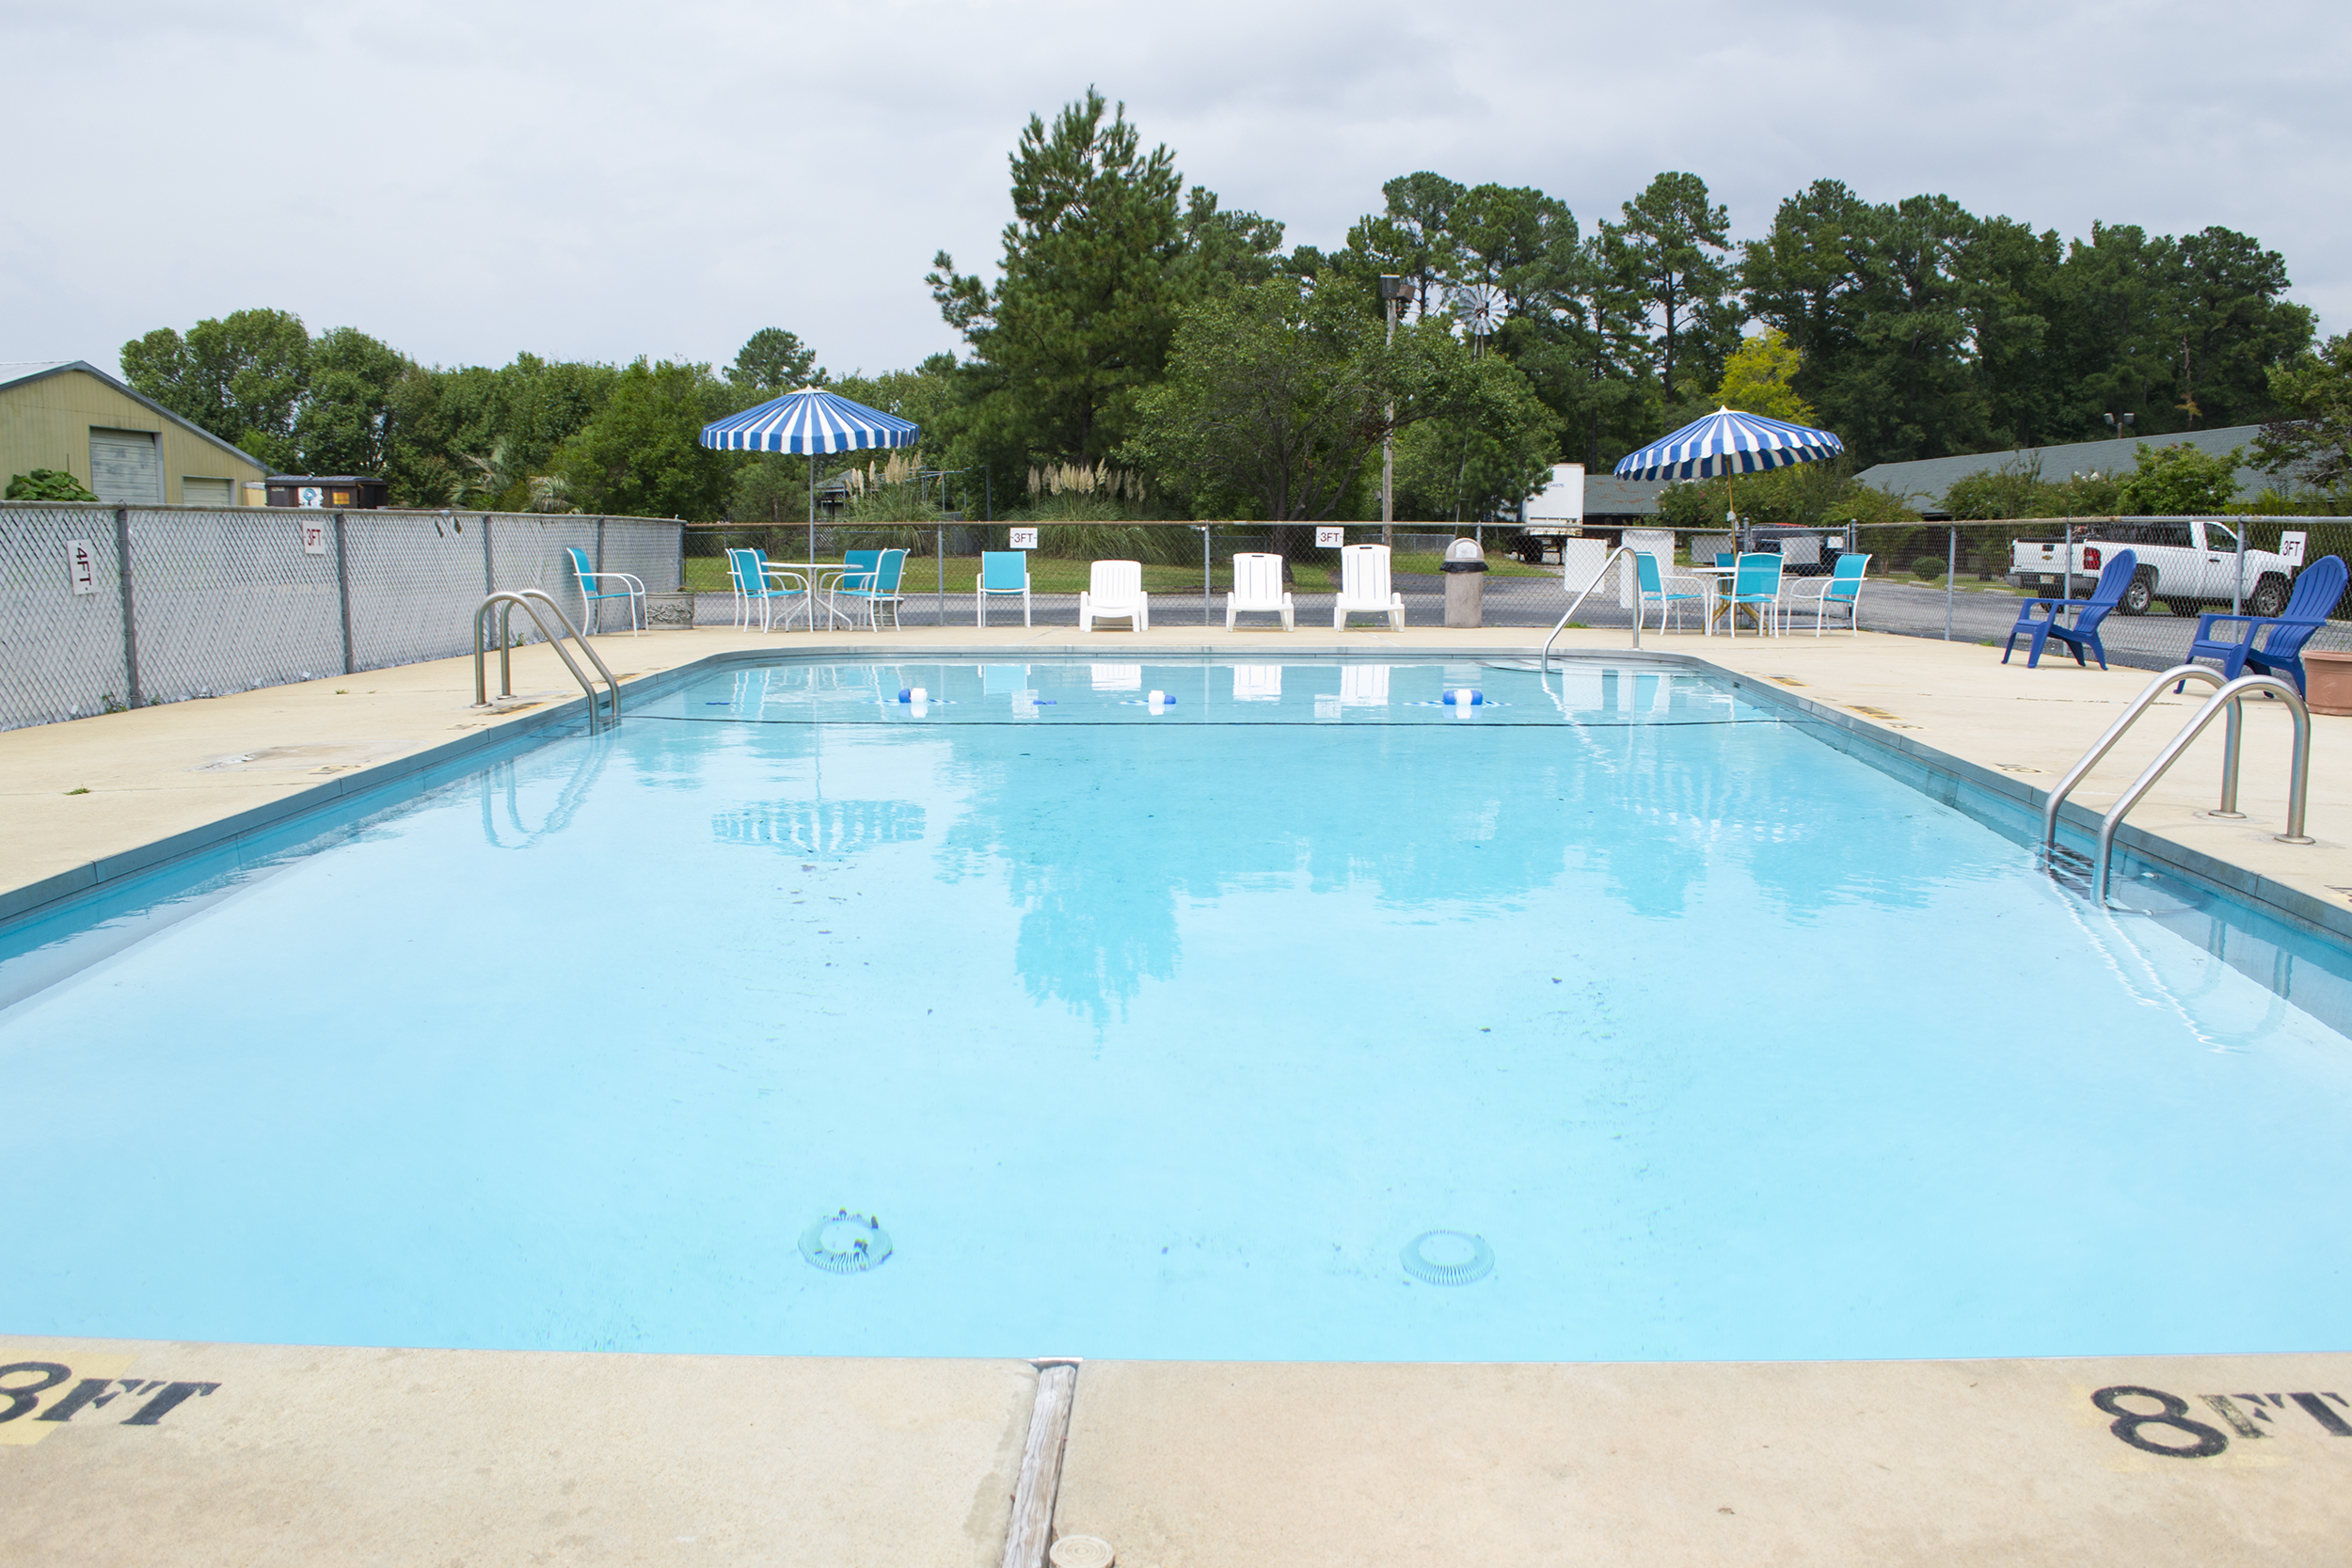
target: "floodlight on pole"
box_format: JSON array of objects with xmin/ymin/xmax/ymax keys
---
[{"xmin": 1378, "ymin": 276, "xmax": 1414, "ymax": 547}]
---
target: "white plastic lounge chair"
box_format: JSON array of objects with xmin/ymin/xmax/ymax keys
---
[
  {"xmin": 1079, "ymin": 560, "xmax": 1149, "ymax": 631},
  {"xmin": 1339, "ymin": 663, "xmax": 1391, "ymax": 706},
  {"xmin": 1233, "ymin": 664, "xmax": 1282, "ymax": 701},
  {"xmin": 1332, "ymin": 544, "xmax": 1406, "ymax": 630},
  {"xmin": 1226, "ymin": 553, "xmax": 1295, "ymax": 630}
]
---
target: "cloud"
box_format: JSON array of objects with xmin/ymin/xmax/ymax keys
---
[{"xmin": 5, "ymin": 0, "xmax": 2344, "ymax": 379}]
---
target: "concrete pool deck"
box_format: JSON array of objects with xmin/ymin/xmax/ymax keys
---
[{"xmin": 6, "ymin": 623, "xmax": 2352, "ymax": 1563}]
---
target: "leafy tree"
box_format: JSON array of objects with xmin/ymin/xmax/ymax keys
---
[
  {"xmin": 553, "ymin": 359, "xmax": 736, "ymax": 520},
  {"xmin": 2115, "ymin": 440, "xmax": 2241, "ymax": 515},
  {"xmin": 294, "ymin": 327, "xmax": 410, "ymax": 474},
  {"xmin": 1941, "ymin": 456, "xmax": 2054, "ymax": 519},
  {"xmin": 120, "ymin": 308, "xmax": 310, "ymax": 469},
  {"xmin": 927, "ymin": 92, "xmax": 1279, "ymax": 479},
  {"xmin": 2254, "ymin": 331, "xmax": 2352, "ymax": 496},
  {"xmin": 728, "ymin": 328, "xmax": 823, "ymax": 396},
  {"xmin": 2168, "ymin": 227, "xmax": 2314, "ymax": 428},
  {"xmin": 1660, "ymin": 458, "xmax": 1915, "ymax": 530},
  {"xmin": 385, "ymin": 354, "xmax": 619, "ymax": 508},
  {"xmin": 1710, "ymin": 329, "xmax": 1814, "ymax": 423},
  {"xmin": 1127, "ymin": 274, "xmax": 1404, "ymax": 521},
  {"xmin": 927, "ymin": 89, "xmax": 1283, "ymax": 491},
  {"xmin": 1130, "ymin": 273, "xmax": 1555, "ymax": 526},
  {"xmin": 1599, "ymin": 172, "xmax": 1741, "ymax": 409}
]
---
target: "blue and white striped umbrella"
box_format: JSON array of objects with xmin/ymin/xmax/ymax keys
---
[
  {"xmin": 702, "ymin": 387, "xmax": 922, "ymax": 561},
  {"xmin": 700, "ymin": 387, "xmax": 920, "ymax": 455},
  {"xmin": 1612, "ymin": 406, "xmax": 1843, "ymax": 481}
]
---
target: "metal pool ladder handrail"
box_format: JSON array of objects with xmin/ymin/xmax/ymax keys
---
[
  {"xmin": 473, "ymin": 590, "xmax": 621, "ymax": 732},
  {"xmin": 2040, "ymin": 664, "xmax": 2313, "ymax": 903},
  {"xmin": 2040, "ymin": 665, "xmax": 2233, "ymax": 853},
  {"xmin": 1541, "ymin": 546, "xmax": 1643, "ymax": 671},
  {"xmin": 2090, "ymin": 673, "xmax": 2312, "ymax": 903}
]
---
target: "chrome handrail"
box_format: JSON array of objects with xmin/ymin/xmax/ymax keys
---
[
  {"xmin": 1542, "ymin": 546, "xmax": 1644, "ymax": 671},
  {"xmin": 472, "ymin": 590, "xmax": 620, "ymax": 731},
  {"xmin": 2040, "ymin": 665, "xmax": 2234, "ymax": 853},
  {"xmin": 2091, "ymin": 673, "xmax": 2312, "ymax": 904}
]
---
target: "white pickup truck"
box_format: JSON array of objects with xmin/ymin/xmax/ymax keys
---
[{"xmin": 2009, "ymin": 519, "xmax": 2295, "ymax": 618}]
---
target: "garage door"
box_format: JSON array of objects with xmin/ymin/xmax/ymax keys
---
[
  {"xmin": 182, "ymin": 476, "xmax": 233, "ymax": 506},
  {"xmin": 88, "ymin": 429, "xmax": 163, "ymax": 504}
]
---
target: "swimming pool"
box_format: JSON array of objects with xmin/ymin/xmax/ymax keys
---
[{"xmin": 4, "ymin": 656, "xmax": 2349, "ymax": 1362}]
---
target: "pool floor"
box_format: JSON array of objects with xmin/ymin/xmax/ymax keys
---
[{"xmin": 2, "ymin": 657, "xmax": 2348, "ymax": 1361}]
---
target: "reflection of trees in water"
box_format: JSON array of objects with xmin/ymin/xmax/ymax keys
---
[{"xmin": 930, "ymin": 707, "xmax": 1945, "ymax": 1026}]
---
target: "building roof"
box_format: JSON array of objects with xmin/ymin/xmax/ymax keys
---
[
  {"xmin": 1854, "ymin": 424, "xmax": 2289, "ymax": 512},
  {"xmin": 0, "ymin": 358, "xmax": 268, "ymax": 473},
  {"xmin": 1581, "ymin": 476, "xmax": 1667, "ymax": 516}
]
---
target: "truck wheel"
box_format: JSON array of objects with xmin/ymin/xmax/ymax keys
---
[
  {"xmin": 2121, "ymin": 567, "xmax": 2157, "ymax": 616},
  {"xmin": 2249, "ymin": 575, "xmax": 2290, "ymax": 618}
]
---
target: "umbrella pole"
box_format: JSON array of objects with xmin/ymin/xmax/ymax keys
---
[{"xmin": 807, "ymin": 450, "xmax": 818, "ymax": 627}]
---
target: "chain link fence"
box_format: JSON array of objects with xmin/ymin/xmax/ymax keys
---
[
  {"xmin": 14, "ymin": 506, "xmax": 2344, "ymax": 730},
  {"xmin": 683, "ymin": 517, "xmax": 2352, "ymax": 676},
  {"xmin": 1, "ymin": 502, "xmax": 683, "ymax": 731}
]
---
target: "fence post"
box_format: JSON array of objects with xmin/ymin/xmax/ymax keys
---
[
  {"xmin": 2233, "ymin": 520, "xmax": 2246, "ymax": 615},
  {"xmin": 675, "ymin": 523, "xmax": 687, "ymax": 599},
  {"xmin": 482, "ymin": 514, "xmax": 494, "ymax": 594},
  {"xmin": 936, "ymin": 523, "xmax": 946, "ymax": 627},
  {"xmin": 596, "ymin": 515, "xmax": 606, "ymax": 576},
  {"xmin": 334, "ymin": 510, "xmax": 355, "ymax": 674},
  {"xmin": 1944, "ymin": 526, "xmax": 1957, "ymax": 641},
  {"xmin": 114, "ymin": 507, "xmax": 142, "ymax": 708},
  {"xmin": 1200, "ymin": 524, "xmax": 1213, "ymax": 626}
]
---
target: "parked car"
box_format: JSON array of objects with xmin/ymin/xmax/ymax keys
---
[{"xmin": 2008, "ymin": 519, "xmax": 2294, "ymax": 617}]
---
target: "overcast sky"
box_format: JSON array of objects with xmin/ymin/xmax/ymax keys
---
[{"xmin": 6, "ymin": 0, "xmax": 2345, "ymax": 381}]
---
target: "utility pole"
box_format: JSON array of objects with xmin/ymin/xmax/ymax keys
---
[{"xmin": 1379, "ymin": 276, "xmax": 1414, "ymax": 549}]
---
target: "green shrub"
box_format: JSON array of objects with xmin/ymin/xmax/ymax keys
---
[
  {"xmin": 1913, "ymin": 557, "xmax": 1946, "ymax": 580},
  {"xmin": 6, "ymin": 468, "xmax": 100, "ymax": 502}
]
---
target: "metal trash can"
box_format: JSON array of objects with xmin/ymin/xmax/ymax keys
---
[{"xmin": 1441, "ymin": 538, "xmax": 1488, "ymax": 627}]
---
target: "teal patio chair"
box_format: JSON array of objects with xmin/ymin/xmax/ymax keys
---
[
  {"xmin": 726, "ymin": 547, "xmax": 810, "ymax": 633},
  {"xmin": 977, "ymin": 550, "xmax": 1031, "ymax": 626},
  {"xmin": 1780, "ymin": 551, "xmax": 1871, "ymax": 637},
  {"xmin": 565, "ymin": 546, "xmax": 644, "ymax": 635},
  {"xmin": 1634, "ymin": 551, "xmax": 1705, "ymax": 633},
  {"xmin": 1726, "ymin": 552, "xmax": 1783, "ymax": 637},
  {"xmin": 831, "ymin": 547, "xmax": 908, "ymax": 631}
]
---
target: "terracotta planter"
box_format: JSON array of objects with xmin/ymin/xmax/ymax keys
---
[{"xmin": 2302, "ymin": 649, "xmax": 2352, "ymax": 717}]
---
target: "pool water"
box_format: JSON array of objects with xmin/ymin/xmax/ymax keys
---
[{"xmin": 3, "ymin": 657, "xmax": 2349, "ymax": 1362}]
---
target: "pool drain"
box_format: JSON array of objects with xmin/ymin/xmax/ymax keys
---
[
  {"xmin": 1401, "ymin": 1229, "xmax": 1493, "ymax": 1286},
  {"xmin": 800, "ymin": 1209, "xmax": 894, "ymax": 1275}
]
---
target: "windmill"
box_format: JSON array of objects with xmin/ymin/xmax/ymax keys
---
[{"xmin": 1453, "ymin": 283, "xmax": 1508, "ymax": 357}]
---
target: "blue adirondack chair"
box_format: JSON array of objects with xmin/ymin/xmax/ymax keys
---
[
  {"xmin": 2180, "ymin": 554, "xmax": 2347, "ymax": 696},
  {"xmin": 565, "ymin": 546, "xmax": 644, "ymax": 635},
  {"xmin": 1634, "ymin": 551, "xmax": 1704, "ymax": 632},
  {"xmin": 2004, "ymin": 550, "xmax": 2136, "ymax": 669}
]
